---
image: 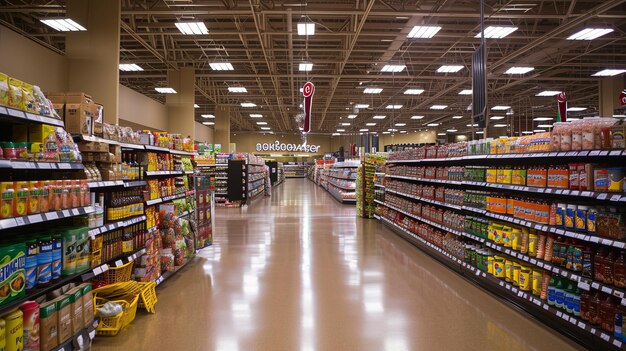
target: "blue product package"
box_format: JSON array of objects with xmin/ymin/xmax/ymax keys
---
[
  {"xmin": 25, "ymin": 240, "xmax": 38, "ymax": 289},
  {"xmin": 37, "ymin": 236, "xmax": 53, "ymax": 284},
  {"xmin": 51, "ymin": 235, "xmax": 62, "ymax": 279}
]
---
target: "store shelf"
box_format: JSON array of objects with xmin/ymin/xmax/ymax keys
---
[
  {"xmin": 145, "ymin": 192, "xmax": 188, "ymax": 206},
  {"xmin": 323, "ymin": 178, "xmax": 356, "ymax": 191},
  {"xmin": 179, "ymin": 209, "xmax": 194, "ymax": 217},
  {"xmin": 80, "ymin": 248, "xmax": 147, "ymax": 281},
  {"xmin": 386, "ymin": 188, "xmax": 463, "ymax": 210},
  {"xmin": 144, "ymin": 145, "xmax": 170, "ymax": 152},
  {"xmin": 155, "ymin": 257, "xmax": 193, "ymax": 286},
  {"xmin": 0, "ymin": 159, "xmax": 84, "ymax": 170},
  {"xmin": 327, "ymin": 173, "xmax": 357, "ymax": 181},
  {"xmin": 145, "ymin": 170, "xmax": 183, "ymax": 176},
  {"xmin": 87, "ymin": 215, "xmax": 147, "ymax": 237},
  {"xmin": 54, "ymin": 323, "xmax": 98, "ymax": 351},
  {"xmin": 170, "ymin": 149, "xmax": 197, "ymax": 156},
  {"xmin": 88, "ymin": 179, "xmax": 147, "ymax": 189},
  {"xmin": 119, "ymin": 142, "xmax": 145, "ymax": 150},
  {"xmin": 0, "ymin": 105, "xmax": 65, "ymax": 127},
  {"xmin": 374, "ymin": 183, "xmax": 385, "ymax": 188},
  {"xmin": 387, "ymin": 150, "xmax": 626, "ymax": 164},
  {"xmin": 0, "ymin": 206, "xmax": 95, "ymax": 230},
  {"xmin": 285, "ymin": 175, "xmax": 306, "ymax": 178}
]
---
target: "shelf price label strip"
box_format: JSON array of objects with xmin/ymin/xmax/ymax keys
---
[
  {"xmin": 81, "ymin": 248, "xmax": 146, "ymax": 281},
  {"xmin": 0, "ymin": 206, "xmax": 95, "ymax": 230}
]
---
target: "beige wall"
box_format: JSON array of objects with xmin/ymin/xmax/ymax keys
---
[
  {"xmin": 380, "ymin": 130, "xmax": 437, "ymax": 146},
  {"xmin": 0, "ymin": 26, "xmax": 68, "ymax": 92},
  {"xmin": 119, "ymin": 84, "xmax": 168, "ymax": 131},
  {"xmin": 195, "ymin": 122, "xmax": 214, "ymax": 143}
]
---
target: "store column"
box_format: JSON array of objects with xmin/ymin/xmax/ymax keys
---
[
  {"xmin": 214, "ymin": 106, "xmax": 231, "ymax": 152},
  {"xmin": 66, "ymin": 0, "xmax": 120, "ymax": 124},
  {"xmin": 166, "ymin": 68, "xmax": 196, "ymax": 140},
  {"xmin": 599, "ymin": 76, "xmax": 625, "ymax": 117}
]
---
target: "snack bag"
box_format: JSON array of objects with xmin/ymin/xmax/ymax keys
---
[
  {"xmin": 8, "ymin": 77, "xmax": 24, "ymax": 109},
  {"xmin": 22, "ymin": 82, "xmax": 36, "ymax": 113},
  {"xmin": 0, "ymin": 72, "xmax": 9, "ymax": 106}
]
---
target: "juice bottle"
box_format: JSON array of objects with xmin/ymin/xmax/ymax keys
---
[
  {"xmin": 0, "ymin": 182, "xmax": 15, "ymax": 219},
  {"xmin": 27, "ymin": 181, "xmax": 39, "ymax": 215},
  {"xmin": 604, "ymin": 250, "xmax": 616, "ymax": 285},
  {"xmin": 581, "ymin": 289, "xmax": 591, "ymax": 321},
  {"xmin": 13, "ymin": 181, "xmax": 29, "ymax": 217},
  {"xmin": 547, "ymin": 275, "xmax": 558, "ymax": 306},
  {"xmin": 39, "ymin": 181, "xmax": 50, "ymax": 213},
  {"xmin": 614, "ymin": 250, "xmax": 626, "ymax": 288},
  {"xmin": 589, "ymin": 292, "xmax": 601, "ymax": 325},
  {"xmin": 595, "ymin": 248, "xmax": 607, "ymax": 282},
  {"xmin": 616, "ymin": 306, "xmax": 624, "ymax": 340},
  {"xmin": 565, "ymin": 280, "xmax": 576, "ymax": 314},
  {"xmin": 555, "ymin": 278, "xmax": 566, "ymax": 309}
]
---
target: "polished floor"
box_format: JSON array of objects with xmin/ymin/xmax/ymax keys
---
[{"xmin": 93, "ymin": 179, "xmax": 583, "ymax": 351}]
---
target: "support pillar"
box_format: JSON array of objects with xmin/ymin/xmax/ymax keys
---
[
  {"xmin": 599, "ymin": 76, "xmax": 625, "ymax": 117},
  {"xmin": 165, "ymin": 67, "xmax": 196, "ymax": 139},
  {"xmin": 66, "ymin": 0, "xmax": 120, "ymax": 124},
  {"xmin": 214, "ymin": 106, "xmax": 231, "ymax": 152}
]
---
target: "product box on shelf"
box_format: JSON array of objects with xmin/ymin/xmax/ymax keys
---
[{"xmin": 48, "ymin": 92, "xmax": 96, "ymax": 136}]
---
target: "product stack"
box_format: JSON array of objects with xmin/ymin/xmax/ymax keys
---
[
  {"xmin": 320, "ymin": 161, "xmax": 360, "ymax": 204},
  {"xmin": 376, "ymin": 117, "xmax": 626, "ymax": 350},
  {"xmin": 284, "ymin": 162, "xmax": 308, "ymax": 178},
  {"xmin": 356, "ymin": 154, "xmax": 387, "ymax": 218}
]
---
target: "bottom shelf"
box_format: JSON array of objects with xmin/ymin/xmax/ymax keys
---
[
  {"xmin": 325, "ymin": 186, "xmax": 356, "ymax": 204},
  {"xmin": 155, "ymin": 256, "xmax": 194, "ymax": 286},
  {"xmin": 377, "ymin": 215, "xmax": 623, "ymax": 351}
]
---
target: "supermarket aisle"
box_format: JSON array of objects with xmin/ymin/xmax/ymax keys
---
[{"xmin": 93, "ymin": 179, "xmax": 582, "ymax": 351}]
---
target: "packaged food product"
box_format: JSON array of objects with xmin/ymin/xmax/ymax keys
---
[
  {"xmin": 55, "ymin": 295, "xmax": 72, "ymax": 344},
  {"xmin": 5, "ymin": 309, "xmax": 23, "ymax": 351},
  {"xmin": 1, "ymin": 182, "xmax": 15, "ymax": 219},
  {"xmin": 560, "ymin": 122, "xmax": 572, "ymax": 151},
  {"xmin": 0, "ymin": 317, "xmax": 5, "ymax": 350},
  {"xmin": 37, "ymin": 236, "xmax": 53, "ymax": 285},
  {"xmin": 61, "ymin": 230, "xmax": 77, "ymax": 276},
  {"xmin": 68, "ymin": 286, "xmax": 84, "ymax": 334},
  {"xmin": 51, "ymin": 236, "xmax": 62, "ymax": 280},
  {"xmin": 80, "ymin": 283, "xmax": 94, "ymax": 326},
  {"xmin": 1, "ymin": 142, "xmax": 17, "ymax": 160},
  {"xmin": 548, "ymin": 166, "xmax": 569, "ymax": 189},
  {"xmin": 608, "ymin": 167, "xmax": 624, "ymax": 192},
  {"xmin": 532, "ymin": 269, "xmax": 543, "ymax": 296},
  {"xmin": 612, "ymin": 122, "xmax": 625, "ymax": 149},
  {"xmin": 569, "ymin": 164, "xmax": 580, "ymax": 190},
  {"xmin": 571, "ymin": 120, "xmax": 583, "ymax": 151},
  {"xmin": 75, "ymin": 227, "xmax": 90, "ymax": 272},
  {"xmin": 594, "ymin": 168, "xmax": 609, "ymax": 191},
  {"xmin": 20, "ymin": 301, "xmax": 40, "ymax": 351},
  {"xmin": 0, "ymin": 72, "xmax": 9, "ymax": 105},
  {"xmin": 582, "ymin": 118, "xmax": 597, "ymax": 150},
  {"xmin": 0, "ymin": 242, "xmax": 26, "ymax": 306},
  {"xmin": 25, "ymin": 240, "xmax": 38, "ymax": 290},
  {"xmin": 8, "ymin": 77, "xmax": 24, "ymax": 109},
  {"xmin": 564, "ymin": 204, "xmax": 576, "ymax": 229},
  {"xmin": 22, "ymin": 82, "xmax": 36, "ymax": 113},
  {"xmin": 40, "ymin": 300, "xmax": 58, "ymax": 351}
]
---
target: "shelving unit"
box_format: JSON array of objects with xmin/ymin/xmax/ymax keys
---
[
  {"xmin": 284, "ymin": 162, "xmax": 307, "ymax": 178},
  {"xmin": 319, "ymin": 162, "xmax": 359, "ymax": 204},
  {"xmin": 376, "ymin": 146, "xmax": 626, "ymax": 351}
]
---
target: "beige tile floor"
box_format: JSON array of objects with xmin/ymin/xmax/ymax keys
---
[{"xmin": 92, "ymin": 179, "xmax": 583, "ymax": 351}]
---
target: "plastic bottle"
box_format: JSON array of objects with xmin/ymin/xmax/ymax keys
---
[
  {"xmin": 604, "ymin": 250, "xmax": 616, "ymax": 285},
  {"xmin": 573, "ymin": 287, "xmax": 581, "ymax": 317},
  {"xmin": 616, "ymin": 307, "xmax": 624, "ymax": 340},
  {"xmin": 595, "ymin": 248, "xmax": 607, "ymax": 282},
  {"xmin": 555, "ymin": 278, "xmax": 566, "ymax": 309},
  {"xmin": 589, "ymin": 292, "xmax": 601, "ymax": 325},
  {"xmin": 565, "ymin": 280, "xmax": 576, "ymax": 314},
  {"xmin": 548, "ymin": 275, "xmax": 558, "ymax": 306}
]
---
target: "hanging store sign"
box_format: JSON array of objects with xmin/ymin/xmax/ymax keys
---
[
  {"xmin": 256, "ymin": 141, "xmax": 321, "ymax": 153},
  {"xmin": 619, "ymin": 90, "xmax": 626, "ymax": 107},
  {"xmin": 557, "ymin": 92, "xmax": 567, "ymax": 122},
  {"xmin": 302, "ymin": 82, "xmax": 315, "ymax": 133}
]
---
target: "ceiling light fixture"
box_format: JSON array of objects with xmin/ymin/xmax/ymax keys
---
[
  {"xmin": 363, "ymin": 88, "xmax": 383, "ymax": 94},
  {"xmin": 493, "ymin": 124, "xmax": 508, "ymax": 127},
  {"xmin": 373, "ymin": 115, "xmax": 386, "ymax": 119},
  {"xmin": 452, "ymin": 115, "xmax": 463, "ymax": 119},
  {"xmin": 201, "ymin": 114, "xmax": 215, "ymax": 119},
  {"xmin": 228, "ymin": 87, "xmax": 247, "ymax": 93},
  {"xmin": 202, "ymin": 121, "xmax": 214, "ymax": 126},
  {"xmin": 404, "ymin": 89, "xmax": 425, "ymax": 95},
  {"xmin": 399, "ymin": 131, "xmax": 407, "ymax": 133},
  {"xmin": 299, "ymin": 63, "xmax": 313, "ymax": 71},
  {"xmin": 407, "ymin": 26, "xmax": 442, "ymax": 38},
  {"xmin": 537, "ymin": 124, "xmax": 554, "ymax": 128},
  {"xmin": 536, "ymin": 90, "xmax": 561, "ymax": 96},
  {"xmin": 533, "ymin": 117, "xmax": 553, "ymax": 121},
  {"xmin": 175, "ymin": 22, "xmax": 208, "ymax": 35},
  {"xmin": 359, "ymin": 128, "xmax": 369, "ymax": 132},
  {"xmin": 240, "ymin": 102, "xmax": 257, "ymax": 108},
  {"xmin": 256, "ymin": 122, "xmax": 268, "ymax": 125},
  {"xmin": 467, "ymin": 123, "xmax": 479, "ymax": 127},
  {"xmin": 475, "ymin": 26, "xmax": 518, "ymax": 39},
  {"xmin": 459, "ymin": 89, "xmax": 473, "ymax": 95},
  {"xmin": 490, "ymin": 116, "xmax": 505, "ymax": 120},
  {"xmin": 522, "ymin": 131, "xmax": 534, "ymax": 134},
  {"xmin": 354, "ymin": 104, "xmax": 370, "ymax": 108},
  {"xmin": 411, "ymin": 116, "xmax": 424, "ymax": 119},
  {"xmin": 297, "ymin": 22, "xmax": 315, "ymax": 36},
  {"xmin": 347, "ymin": 114, "xmax": 357, "ymax": 119},
  {"xmin": 341, "ymin": 122, "xmax": 351, "ymax": 126},
  {"xmin": 395, "ymin": 123, "xmax": 406, "ymax": 126},
  {"xmin": 427, "ymin": 123, "xmax": 439, "ymax": 127},
  {"xmin": 210, "ymin": 62, "xmax": 234, "ymax": 71},
  {"xmin": 337, "ymin": 129, "xmax": 345, "ymax": 132},
  {"xmin": 249, "ymin": 114, "xmax": 262, "ymax": 118},
  {"xmin": 505, "ymin": 67, "xmax": 535, "ymax": 74},
  {"xmin": 437, "ymin": 65, "xmax": 464, "ymax": 73},
  {"xmin": 567, "ymin": 107, "xmax": 587, "ymax": 112},
  {"xmin": 260, "ymin": 127, "xmax": 271, "ymax": 130},
  {"xmin": 40, "ymin": 18, "xmax": 86, "ymax": 32},
  {"xmin": 430, "ymin": 105, "xmax": 448, "ymax": 110},
  {"xmin": 437, "ymin": 133, "xmax": 446, "ymax": 136},
  {"xmin": 386, "ymin": 105, "xmax": 403, "ymax": 109},
  {"xmin": 381, "ymin": 65, "xmax": 406, "ymax": 73},
  {"xmin": 365, "ymin": 123, "xmax": 377, "ymax": 126},
  {"xmin": 119, "ymin": 64, "xmax": 143, "ymax": 72},
  {"xmin": 155, "ymin": 87, "xmax": 177, "ymax": 94},
  {"xmin": 567, "ymin": 28, "xmax": 613, "ymax": 40},
  {"xmin": 383, "ymin": 131, "xmax": 391, "ymax": 134},
  {"xmin": 491, "ymin": 105, "xmax": 511, "ymax": 110},
  {"xmin": 447, "ymin": 129, "xmax": 458, "ymax": 132},
  {"xmin": 388, "ymin": 128, "xmax": 398, "ymax": 132},
  {"xmin": 592, "ymin": 69, "xmax": 626, "ymax": 77},
  {"xmin": 476, "ymin": 131, "xmax": 484, "ymax": 134},
  {"xmin": 332, "ymin": 133, "xmax": 341, "ymax": 136},
  {"xmin": 534, "ymin": 129, "xmax": 546, "ymax": 132},
  {"xmin": 194, "ymin": 104, "xmax": 200, "ymax": 108}
]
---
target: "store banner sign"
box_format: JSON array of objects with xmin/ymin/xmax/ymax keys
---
[
  {"xmin": 557, "ymin": 92, "xmax": 567, "ymax": 122},
  {"xmin": 256, "ymin": 141, "xmax": 321, "ymax": 153},
  {"xmin": 619, "ymin": 90, "xmax": 626, "ymax": 107},
  {"xmin": 302, "ymin": 82, "xmax": 315, "ymax": 133}
]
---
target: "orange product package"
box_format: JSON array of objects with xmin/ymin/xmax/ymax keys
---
[
  {"xmin": 13, "ymin": 181, "xmax": 30, "ymax": 217},
  {"xmin": 27, "ymin": 180, "xmax": 40, "ymax": 215},
  {"xmin": 547, "ymin": 167, "xmax": 569, "ymax": 189}
]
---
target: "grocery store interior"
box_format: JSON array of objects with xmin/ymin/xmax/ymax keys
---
[{"xmin": 0, "ymin": 0, "xmax": 625, "ymax": 350}]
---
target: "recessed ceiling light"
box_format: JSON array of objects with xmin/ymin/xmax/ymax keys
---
[
  {"xmin": 388, "ymin": 128, "xmax": 398, "ymax": 132},
  {"xmin": 404, "ymin": 89, "xmax": 425, "ymax": 95},
  {"xmin": 256, "ymin": 122, "xmax": 267, "ymax": 125},
  {"xmin": 430, "ymin": 105, "xmax": 448, "ymax": 110},
  {"xmin": 407, "ymin": 25, "xmax": 442, "ymax": 38},
  {"xmin": 567, "ymin": 107, "xmax": 587, "ymax": 112},
  {"xmin": 534, "ymin": 129, "xmax": 546, "ymax": 132},
  {"xmin": 505, "ymin": 67, "xmax": 535, "ymax": 74},
  {"xmin": 493, "ymin": 124, "xmax": 508, "ymax": 127},
  {"xmin": 240, "ymin": 102, "xmax": 257, "ymax": 107},
  {"xmin": 536, "ymin": 90, "xmax": 561, "ymax": 96},
  {"xmin": 537, "ymin": 124, "xmax": 554, "ymax": 128},
  {"xmin": 427, "ymin": 123, "xmax": 439, "ymax": 127},
  {"xmin": 522, "ymin": 131, "xmax": 534, "ymax": 134},
  {"xmin": 447, "ymin": 129, "xmax": 458, "ymax": 132},
  {"xmin": 155, "ymin": 87, "xmax": 177, "ymax": 94},
  {"xmin": 383, "ymin": 131, "xmax": 391, "ymax": 134},
  {"xmin": 437, "ymin": 65, "xmax": 464, "ymax": 73},
  {"xmin": 533, "ymin": 117, "xmax": 553, "ymax": 121},
  {"xmin": 210, "ymin": 62, "xmax": 234, "ymax": 71},
  {"xmin": 337, "ymin": 129, "xmax": 345, "ymax": 132},
  {"xmin": 491, "ymin": 105, "xmax": 511, "ymax": 110},
  {"xmin": 261, "ymin": 127, "xmax": 271, "ymax": 130},
  {"xmin": 567, "ymin": 28, "xmax": 613, "ymax": 40},
  {"xmin": 119, "ymin": 64, "xmax": 143, "ymax": 72},
  {"xmin": 373, "ymin": 115, "xmax": 386, "ymax": 119},
  {"xmin": 341, "ymin": 122, "xmax": 351, "ymax": 126},
  {"xmin": 452, "ymin": 115, "xmax": 463, "ymax": 119},
  {"xmin": 359, "ymin": 128, "xmax": 369, "ymax": 132},
  {"xmin": 386, "ymin": 105, "xmax": 403, "ymax": 109},
  {"xmin": 363, "ymin": 88, "xmax": 383, "ymax": 94},
  {"xmin": 297, "ymin": 22, "xmax": 315, "ymax": 36},
  {"xmin": 490, "ymin": 116, "xmax": 505, "ymax": 120},
  {"xmin": 381, "ymin": 65, "xmax": 406, "ymax": 73},
  {"xmin": 175, "ymin": 22, "xmax": 208, "ymax": 35},
  {"xmin": 347, "ymin": 114, "xmax": 357, "ymax": 119},
  {"xmin": 194, "ymin": 104, "xmax": 200, "ymax": 108},
  {"xmin": 332, "ymin": 133, "xmax": 341, "ymax": 136},
  {"xmin": 475, "ymin": 26, "xmax": 518, "ymax": 39},
  {"xmin": 365, "ymin": 123, "xmax": 376, "ymax": 126},
  {"xmin": 228, "ymin": 87, "xmax": 247, "ymax": 93},
  {"xmin": 249, "ymin": 114, "xmax": 263, "ymax": 118},
  {"xmin": 459, "ymin": 89, "xmax": 472, "ymax": 95},
  {"xmin": 40, "ymin": 18, "xmax": 86, "ymax": 32},
  {"xmin": 437, "ymin": 132, "xmax": 446, "ymax": 136},
  {"xmin": 506, "ymin": 111, "xmax": 514, "ymax": 115},
  {"xmin": 411, "ymin": 115, "xmax": 424, "ymax": 119},
  {"xmin": 613, "ymin": 114, "xmax": 626, "ymax": 118},
  {"xmin": 354, "ymin": 104, "xmax": 370, "ymax": 108},
  {"xmin": 299, "ymin": 63, "xmax": 313, "ymax": 71},
  {"xmin": 476, "ymin": 131, "xmax": 484, "ymax": 134},
  {"xmin": 399, "ymin": 131, "xmax": 407, "ymax": 133},
  {"xmin": 592, "ymin": 69, "xmax": 626, "ymax": 77},
  {"xmin": 201, "ymin": 114, "xmax": 215, "ymax": 119},
  {"xmin": 395, "ymin": 123, "xmax": 406, "ymax": 126},
  {"xmin": 202, "ymin": 121, "xmax": 214, "ymax": 126},
  {"xmin": 467, "ymin": 123, "xmax": 479, "ymax": 127}
]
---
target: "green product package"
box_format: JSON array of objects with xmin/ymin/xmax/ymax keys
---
[
  {"xmin": 75, "ymin": 227, "xmax": 90, "ymax": 272},
  {"xmin": 0, "ymin": 241, "xmax": 26, "ymax": 306},
  {"xmin": 61, "ymin": 229, "xmax": 77, "ymax": 276}
]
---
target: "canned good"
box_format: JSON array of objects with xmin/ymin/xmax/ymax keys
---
[{"xmin": 5, "ymin": 309, "xmax": 23, "ymax": 351}]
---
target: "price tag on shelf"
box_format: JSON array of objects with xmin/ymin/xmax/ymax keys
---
[
  {"xmin": 600, "ymin": 150, "xmax": 609, "ymax": 156},
  {"xmin": 590, "ymin": 236, "xmax": 600, "ymax": 243},
  {"xmin": 556, "ymin": 229, "xmax": 565, "ymax": 235},
  {"xmin": 29, "ymin": 214, "xmax": 43, "ymax": 223},
  {"xmin": 15, "ymin": 217, "xmax": 26, "ymax": 226},
  {"xmin": 543, "ymin": 304, "xmax": 549, "ymax": 310},
  {"xmin": 611, "ymin": 194, "xmax": 622, "ymax": 201},
  {"xmin": 61, "ymin": 210, "xmax": 70, "ymax": 217},
  {"xmin": 578, "ymin": 280, "xmax": 591, "ymax": 291},
  {"xmin": 597, "ymin": 193, "xmax": 608, "ymax": 200},
  {"xmin": 537, "ymin": 262, "xmax": 545, "ymax": 268},
  {"xmin": 556, "ymin": 311, "xmax": 563, "ymax": 318},
  {"xmin": 592, "ymin": 282, "xmax": 601, "ymax": 290},
  {"xmin": 555, "ymin": 189, "xmax": 563, "ymax": 194},
  {"xmin": 600, "ymin": 333, "xmax": 610, "ymax": 342},
  {"xmin": 115, "ymin": 260, "xmax": 123, "ymax": 267},
  {"xmin": 58, "ymin": 163, "xmax": 71, "ymax": 169},
  {"xmin": 602, "ymin": 286, "xmax": 612, "ymax": 294},
  {"xmin": 578, "ymin": 321, "xmax": 586, "ymax": 329},
  {"xmin": 590, "ymin": 150, "xmax": 600, "ymax": 156},
  {"xmin": 615, "ymin": 242, "xmax": 626, "ymax": 249},
  {"xmin": 71, "ymin": 208, "xmax": 79, "ymax": 216},
  {"xmin": 475, "ymin": 269, "xmax": 481, "ymax": 276},
  {"xmin": 93, "ymin": 266, "xmax": 103, "ymax": 276},
  {"xmin": 533, "ymin": 298, "xmax": 541, "ymax": 306},
  {"xmin": 506, "ymin": 285, "xmax": 511, "ymax": 290},
  {"xmin": 610, "ymin": 150, "xmax": 623, "ymax": 156},
  {"xmin": 89, "ymin": 330, "xmax": 97, "ymax": 340},
  {"xmin": 614, "ymin": 339, "xmax": 623, "ymax": 348},
  {"xmin": 46, "ymin": 212, "xmax": 58, "ymax": 220},
  {"xmin": 562, "ymin": 314, "xmax": 570, "ymax": 322},
  {"xmin": 613, "ymin": 290, "xmax": 625, "ymax": 298}
]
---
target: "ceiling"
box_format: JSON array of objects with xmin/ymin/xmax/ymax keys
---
[{"xmin": 1, "ymin": 0, "xmax": 626, "ymax": 137}]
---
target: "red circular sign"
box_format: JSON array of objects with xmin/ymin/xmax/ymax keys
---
[
  {"xmin": 557, "ymin": 91, "xmax": 567, "ymax": 103},
  {"xmin": 303, "ymin": 82, "xmax": 315, "ymax": 98}
]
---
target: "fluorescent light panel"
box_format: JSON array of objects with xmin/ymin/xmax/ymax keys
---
[
  {"xmin": 373, "ymin": 115, "xmax": 386, "ymax": 119},
  {"xmin": 256, "ymin": 122, "xmax": 267, "ymax": 125},
  {"xmin": 202, "ymin": 121, "xmax": 214, "ymax": 126},
  {"xmin": 407, "ymin": 26, "xmax": 442, "ymax": 38},
  {"xmin": 494, "ymin": 124, "xmax": 508, "ymax": 127},
  {"xmin": 201, "ymin": 114, "xmax": 215, "ymax": 119},
  {"xmin": 533, "ymin": 117, "xmax": 553, "ymax": 121},
  {"xmin": 175, "ymin": 22, "xmax": 208, "ymax": 35},
  {"xmin": 299, "ymin": 63, "xmax": 313, "ymax": 71},
  {"xmin": 430, "ymin": 105, "xmax": 448, "ymax": 110},
  {"xmin": 354, "ymin": 104, "xmax": 369, "ymax": 108},
  {"xmin": 452, "ymin": 115, "xmax": 463, "ymax": 119},
  {"xmin": 567, "ymin": 107, "xmax": 587, "ymax": 112},
  {"xmin": 411, "ymin": 115, "xmax": 424, "ymax": 119},
  {"xmin": 228, "ymin": 87, "xmax": 247, "ymax": 93},
  {"xmin": 386, "ymin": 105, "xmax": 403, "ymax": 109},
  {"xmin": 404, "ymin": 89, "xmax": 425, "ymax": 95},
  {"xmin": 490, "ymin": 116, "xmax": 505, "ymax": 120},
  {"xmin": 459, "ymin": 89, "xmax": 472, "ymax": 95},
  {"xmin": 240, "ymin": 102, "xmax": 257, "ymax": 107},
  {"xmin": 537, "ymin": 124, "xmax": 554, "ymax": 128},
  {"xmin": 427, "ymin": 123, "xmax": 439, "ymax": 127},
  {"xmin": 536, "ymin": 90, "xmax": 561, "ymax": 96},
  {"xmin": 337, "ymin": 129, "xmax": 345, "ymax": 132},
  {"xmin": 395, "ymin": 123, "xmax": 406, "ymax": 126},
  {"xmin": 209, "ymin": 62, "xmax": 234, "ymax": 71},
  {"xmin": 505, "ymin": 67, "xmax": 535, "ymax": 74},
  {"xmin": 365, "ymin": 123, "xmax": 376, "ymax": 126},
  {"xmin": 119, "ymin": 64, "xmax": 143, "ymax": 72},
  {"xmin": 297, "ymin": 22, "xmax": 315, "ymax": 36},
  {"xmin": 447, "ymin": 129, "xmax": 458, "ymax": 132},
  {"xmin": 341, "ymin": 123, "xmax": 351, "ymax": 126},
  {"xmin": 347, "ymin": 114, "xmax": 357, "ymax": 119},
  {"xmin": 381, "ymin": 65, "xmax": 406, "ymax": 73},
  {"xmin": 155, "ymin": 87, "xmax": 177, "ymax": 94},
  {"xmin": 437, "ymin": 133, "xmax": 446, "ymax": 136},
  {"xmin": 359, "ymin": 128, "xmax": 369, "ymax": 132},
  {"xmin": 491, "ymin": 105, "xmax": 511, "ymax": 110},
  {"xmin": 475, "ymin": 26, "xmax": 518, "ymax": 39},
  {"xmin": 567, "ymin": 28, "xmax": 613, "ymax": 40},
  {"xmin": 437, "ymin": 65, "xmax": 464, "ymax": 73},
  {"xmin": 260, "ymin": 127, "xmax": 271, "ymax": 130},
  {"xmin": 363, "ymin": 88, "xmax": 383, "ymax": 94},
  {"xmin": 40, "ymin": 18, "xmax": 86, "ymax": 32},
  {"xmin": 592, "ymin": 69, "xmax": 626, "ymax": 77},
  {"xmin": 194, "ymin": 104, "xmax": 200, "ymax": 108},
  {"xmin": 249, "ymin": 114, "xmax": 263, "ymax": 118}
]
